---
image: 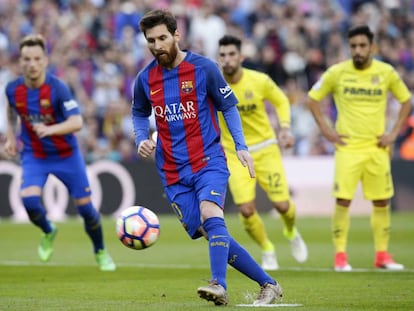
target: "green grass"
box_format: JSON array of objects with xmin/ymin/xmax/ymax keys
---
[{"xmin": 0, "ymin": 212, "xmax": 413, "ymax": 310}]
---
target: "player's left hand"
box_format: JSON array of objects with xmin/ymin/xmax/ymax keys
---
[
  {"xmin": 32, "ymin": 123, "xmax": 51, "ymax": 138},
  {"xmin": 278, "ymin": 127, "xmax": 294, "ymax": 149},
  {"xmin": 236, "ymin": 149, "xmax": 255, "ymax": 178},
  {"xmin": 377, "ymin": 133, "xmax": 396, "ymax": 148},
  {"xmin": 138, "ymin": 139, "xmax": 156, "ymax": 158}
]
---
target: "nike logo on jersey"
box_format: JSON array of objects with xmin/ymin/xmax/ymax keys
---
[
  {"xmin": 210, "ymin": 190, "xmax": 221, "ymax": 196},
  {"xmin": 150, "ymin": 88, "xmax": 162, "ymax": 96}
]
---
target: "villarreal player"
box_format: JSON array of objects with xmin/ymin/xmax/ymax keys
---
[
  {"xmin": 217, "ymin": 35, "xmax": 308, "ymax": 271},
  {"xmin": 307, "ymin": 25, "xmax": 411, "ymax": 271}
]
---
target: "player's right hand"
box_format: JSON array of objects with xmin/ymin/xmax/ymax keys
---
[
  {"xmin": 236, "ymin": 149, "xmax": 255, "ymax": 178},
  {"xmin": 4, "ymin": 138, "xmax": 17, "ymax": 157},
  {"xmin": 137, "ymin": 139, "xmax": 156, "ymax": 158},
  {"xmin": 321, "ymin": 127, "xmax": 348, "ymax": 146}
]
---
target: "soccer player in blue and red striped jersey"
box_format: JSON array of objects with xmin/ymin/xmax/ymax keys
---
[
  {"xmin": 132, "ymin": 10, "xmax": 283, "ymax": 306},
  {"xmin": 4, "ymin": 34, "xmax": 115, "ymax": 271}
]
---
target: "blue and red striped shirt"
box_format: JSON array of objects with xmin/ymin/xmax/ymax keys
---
[
  {"xmin": 6, "ymin": 73, "xmax": 80, "ymax": 159},
  {"xmin": 132, "ymin": 51, "xmax": 241, "ymax": 186}
]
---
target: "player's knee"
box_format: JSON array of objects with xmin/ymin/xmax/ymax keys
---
[
  {"xmin": 239, "ymin": 201, "xmax": 255, "ymax": 217},
  {"xmin": 74, "ymin": 196, "xmax": 91, "ymax": 206},
  {"xmin": 336, "ymin": 198, "xmax": 351, "ymax": 207},
  {"xmin": 373, "ymin": 199, "xmax": 389, "ymax": 207},
  {"xmin": 20, "ymin": 186, "xmax": 42, "ymax": 197},
  {"xmin": 200, "ymin": 201, "xmax": 223, "ymax": 221},
  {"xmin": 272, "ymin": 200, "xmax": 289, "ymax": 213}
]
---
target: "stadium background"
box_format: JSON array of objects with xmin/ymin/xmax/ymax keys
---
[{"xmin": 1, "ymin": 0, "xmax": 414, "ymax": 219}]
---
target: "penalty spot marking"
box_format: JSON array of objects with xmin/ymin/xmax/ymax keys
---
[{"xmin": 236, "ymin": 304, "xmax": 303, "ymax": 308}]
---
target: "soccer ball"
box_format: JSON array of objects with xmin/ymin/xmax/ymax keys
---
[{"xmin": 116, "ymin": 206, "xmax": 160, "ymax": 250}]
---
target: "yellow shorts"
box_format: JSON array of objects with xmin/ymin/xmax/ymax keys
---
[
  {"xmin": 333, "ymin": 148, "xmax": 393, "ymax": 200},
  {"xmin": 226, "ymin": 143, "xmax": 290, "ymax": 204}
]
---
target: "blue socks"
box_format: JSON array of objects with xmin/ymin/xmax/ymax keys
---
[
  {"xmin": 23, "ymin": 196, "xmax": 104, "ymax": 254},
  {"xmin": 228, "ymin": 237, "xmax": 276, "ymax": 287},
  {"xmin": 77, "ymin": 202, "xmax": 104, "ymax": 253},
  {"xmin": 22, "ymin": 196, "xmax": 52, "ymax": 233},
  {"xmin": 203, "ymin": 217, "xmax": 230, "ymax": 289},
  {"xmin": 203, "ymin": 217, "xmax": 276, "ymax": 289}
]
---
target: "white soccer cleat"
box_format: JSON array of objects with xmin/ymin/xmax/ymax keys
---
[
  {"xmin": 289, "ymin": 232, "xmax": 308, "ymax": 263},
  {"xmin": 197, "ymin": 282, "xmax": 228, "ymax": 305},
  {"xmin": 261, "ymin": 250, "xmax": 279, "ymax": 270},
  {"xmin": 253, "ymin": 282, "xmax": 283, "ymax": 305}
]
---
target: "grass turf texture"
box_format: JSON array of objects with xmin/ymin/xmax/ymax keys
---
[{"xmin": 0, "ymin": 212, "xmax": 413, "ymax": 310}]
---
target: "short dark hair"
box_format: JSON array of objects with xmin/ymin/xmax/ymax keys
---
[
  {"xmin": 19, "ymin": 34, "xmax": 47, "ymax": 52},
  {"xmin": 139, "ymin": 9, "xmax": 177, "ymax": 37},
  {"xmin": 347, "ymin": 25, "xmax": 374, "ymax": 43},
  {"xmin": 218, "ymin": 35, "xmax": 242, "ymax": 51}
]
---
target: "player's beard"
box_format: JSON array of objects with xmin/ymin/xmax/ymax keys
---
[
  {"xmin": 154, "ymin": 45, "xmax": 178, "ymax": 68},
  {"xmin": 352, "ymin": 54, "xmax": 370, "ymax": 69},
  {"xmin": 222, "ymin": 65, "xmax": 238, "ymax": 77}
]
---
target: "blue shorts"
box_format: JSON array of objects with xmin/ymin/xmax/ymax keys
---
[
  {"xmin": 21, "ymin": 149, "xmax": 92, "ymax": 199},
  {"xmin": 164, "ymin": 156, "xmax": 230, "ymax": 239}
]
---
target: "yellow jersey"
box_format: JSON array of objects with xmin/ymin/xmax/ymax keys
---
[
  {"xmin": 219, "ymin": 68, "xmax": 290, "ymax": 150},
  {"xmin": 308, "ymin": 59, "xmax": 411, "ymax": 150}
]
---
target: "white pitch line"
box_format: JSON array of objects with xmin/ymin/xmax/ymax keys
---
[
  {"xmin": 236, "ymin": 304, "xmax": 303, "ymax": 308},
  {"xmin": 0, "ymin": 260, "xmax": 413, "ymax": 272}
]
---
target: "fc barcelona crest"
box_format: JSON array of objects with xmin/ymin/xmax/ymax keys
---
[
  {"xmin": 181, "ymin": 80, "xmax": 193, "ymax": 94},
  {"xmin": 40, "ymin": 99, "xmax": 50, "ymax": 108}
]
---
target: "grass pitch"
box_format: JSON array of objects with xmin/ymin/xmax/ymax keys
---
[{"xmin": 0, "ymin": 212, "xmax": 413, "ymax": 310}]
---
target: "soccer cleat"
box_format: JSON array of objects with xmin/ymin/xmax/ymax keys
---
[
  {"xmin": 197, "ymin": 281, "xmax": 228, "ymax": 306},
  {"xmin": 261, "ymin": 250, "xmax": 279, "ymax": 270},
  {"xmin": 95, "ymin": 249, "xmax": 116, "ymax": 271},
  {"xmin": 334, "ymin": 252, "xmax": 352, "ymax": 272},
  {"xmin": 38, "ymin": 223, "xmax": 58, "ymax": 262},
  {"xmin": 375, "ymin": 251, "xmax": 404, "ymax": 271},
  {"xmin": 289, "ymin": 232, "xmax": 308, "ymax": 263},
  {"xmin": 253, "ymin": 282, "xmax": 283, "ymax": 305}
]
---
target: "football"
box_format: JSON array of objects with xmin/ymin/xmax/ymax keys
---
[{"xmin": 116, "ymin": 206, "xmax": 160, "ymax": 250}]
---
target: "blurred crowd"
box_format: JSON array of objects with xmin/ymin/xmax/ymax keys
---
[{"xmin": 1, "ymin": 0, "xmax": 414, "ymax": 162}]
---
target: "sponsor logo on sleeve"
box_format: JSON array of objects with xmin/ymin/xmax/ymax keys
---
[
  {"xmin": 63, "ymin": 99, "xmax": 79, "ymax": 111},
  {"xmin": 219, "ymin": 85, "xmax": 233, "ymax": 98}
]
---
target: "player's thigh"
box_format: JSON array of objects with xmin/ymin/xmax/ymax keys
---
[
  {"xmin": 255, "ymin": 145, "xmax": 290, "ymax": 202},
  {"xmin": 20, "ymin": 154, "xmax": 49, "ymax": 189},
  {"xmin": 196, "ymin": 157, "xmax": 230, "ymax": 208},
  {"xmin": 362, "ymin": 148, "xmax": 393, "ymax": 200},
  {"xmin": 226, "ymin": 150, "xmax": 256, "ymax": 204},
  {"xmin": 165, "ymin": 156, "xmax": 230, "ymax": 239},
  {"xmin": 52, "ymin": 152, "xmax": 92, "ymax": 199},
  {"xmin": 334, "ymin": 150, "xmax": 366, "ymax": 199},
  {"xmin": 165, "ymin": 182, "xmax": 202, "ymax": 239},
  {"xmin": 332, "ymin": 150, "xmax": 369, "ymax": 200}
]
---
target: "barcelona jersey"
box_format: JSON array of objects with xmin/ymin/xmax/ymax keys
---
[
  {"xmin": 6, "ymin": 73, "xmax": 81, "ymax": 159},
  {"xmin": 132, "ymin": 51, "xmax": 238, "ymax": 186}
]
